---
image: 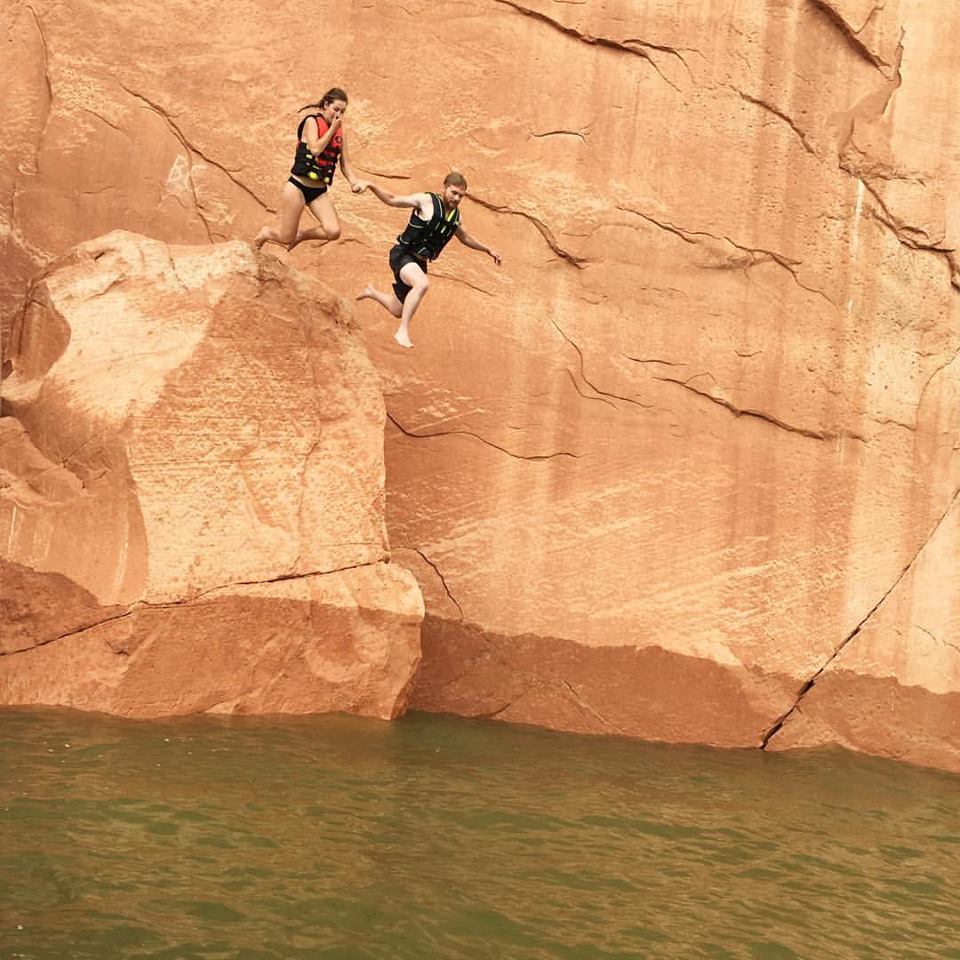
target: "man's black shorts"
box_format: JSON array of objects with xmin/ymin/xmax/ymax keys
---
[{"xmin": 389, "ymin": 245, "xmax": 428, "ymax": 304}]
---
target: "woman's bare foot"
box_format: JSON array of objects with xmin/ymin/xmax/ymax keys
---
[
  {"xmin": 356, "ymin": 283, "xmax": 376, "ymax": 301},
  {"xmin": 253, "ymin": 227, "xmax": 270, "ymax": 250},
  {"xmin": 393, "ymin": 326, "xmax": 414, "ymax": 349}
]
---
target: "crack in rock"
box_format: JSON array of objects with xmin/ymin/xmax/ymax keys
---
[
  {"xmin": 915, "ymin": 624, "xmax": 960, "ymax": 656},
  {"xmin": 8, "ymin": 6, "xmax": 54, "ymax": 239},
  {"xmin": 916, "ymin": 343, "xmax": 960, "ymax": 426},
  {"xmin": 386, "ymin": 411, "xmax": 579, "ymax": 461},
  {"xmin": 0, "ymin": 560, "xmax": 385, "ymax": 658},
  {"xmin": 831, "ymin": 41, "xmax": 960, "ymax": 290},
  {"xmin": 429, "ymin": 270, "xmax": 494, "ymax": 297},
  {"xmin": 564, "ymin": 368, "xmax": 617, "ymax": 409},
  {"xmin": 806, "ymin": 0, "xmax": 897, "ymax": 78},
  {"xmin": 653, "ymin": 374, "xmax": 867, "ymax": 443},
  {"xmin": 760, "ymin": 482, "xmax": 960, "ymax": 747},
  {"xmin": 626, "ymin": 355, "xmax": 687, "ymax": 367},
  {"xmin": 560, "ymin": 679, "xmax": 625, "ymax": 733},
  {"xmin": 469, "ymin": 194, "xmax": 586, "ymax": 268},
  {"xmin": 354, "ymin": 165, "xmax": 411, "ymax": 181},
  {"xmin": 475, "ymin": 699, "xmax": 517, "ymax": 720},
  {"xmin": 119, "ymin": 83, "xmax": 274, "ymax": 215},
  {"xmin": 398, "ymin": 546, "xmax": 464, "ymax": 618},
  {"xmin": 530, "ymin": 128, "xmax": 588, "ymax": 143},
  {"xmin": 616, "ymin": 205, "xmax": 836, "ymax": 305},
  {"xmin": 25, "ymin": 5, "xmax": 53, "ymax": 171},
  {"xmin": 552, "ymin": 319, "xmax": 654, "ymax": 411},
  {"xmin": 492, "ymin": 0, "xmax": 691, "ymax": 90},
  {"xmin": 83, "ymin": 107, "xmax": 125, "ymax": 135},
  {"xmin": 732, "ymin": 89, "xmax": 819, "ymax": 155}
]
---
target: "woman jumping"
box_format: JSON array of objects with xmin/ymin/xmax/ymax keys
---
[{"xmin": 254, "ymin": 87, "xmax": 362, "ymax": 252}]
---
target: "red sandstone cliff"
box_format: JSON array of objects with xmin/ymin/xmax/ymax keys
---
[
  {"xmin": 0, "ymin": 231, "xmax": 423, "ymax": 717},
  {"xmin": 1, "ymin": 0, "xmax": 957, "ymax": 768}
]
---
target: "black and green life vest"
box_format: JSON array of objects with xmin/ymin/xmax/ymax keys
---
[{"xmin": 396, "ymin": 193, "xmax": 460, "ymax": 260}]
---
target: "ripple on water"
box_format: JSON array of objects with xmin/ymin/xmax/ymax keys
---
[{"xmin": 1, "ymin": 709, "xmax": 959, "ymax": 960}]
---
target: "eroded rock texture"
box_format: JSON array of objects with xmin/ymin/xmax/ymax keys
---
[
  {"xmin": 1, "ymin": 0, "xmax": 957, "ymax": 767},
  {"xmin": 0, "ymin": 232, "xmax": 423, "ymax": 718}
]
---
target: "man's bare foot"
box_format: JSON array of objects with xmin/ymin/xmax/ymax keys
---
[
  {"xmin": 394, "ymin": 327, "xmax": 414, "ymax": 349},
  {"xmin": 253, "ymin": 227, "xmax": 269, "ymax": 250},
  {"xmin": 356, "ymin": 283, "xmax": 376, "ymax": 301}
]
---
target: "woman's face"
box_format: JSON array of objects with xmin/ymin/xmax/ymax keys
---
[{"xmin": 321, "ymin": 99, "xmax": 348, "ymax": 123}]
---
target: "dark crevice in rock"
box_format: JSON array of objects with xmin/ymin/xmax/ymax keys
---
[
  {"xmin": 469, "ymin": 194, "xmax": 587, "ymax": 269},
  {"xmin": 475, "ymin": 699, "xmax": 516, "ymax": 720},
  {"xmin": 0, "ymin": 609, "xmax": 135, "ymax": 657},
  {"xmin": 552, "ymin": 319, "xmax": 654, "ymax": 411},
  {"xmin": 916, "ymin": 344, "xmax": 960, "ymax": 425},
  {"xmin": 492, "ymin": 0, "xmax": 690, "ymax": 90},
  {"xmin": 399, "ymin": 547, "xmax": 464, "ymax": 619},
  {"xmin": 429, "ymin": 270, "xmax": 494, "ymax": 297},
  {"xmin": 868, "ymin": 414, "xmax": 915, "ymax": 433},
  {"xmin": 616, "ymin": 205, "xmax": 836, "ymax": 305},
  {"xmin": 8, "ymin": 7, "xmax": 54, "ymax": 240},
  {"xmin": 0, "ymin": 561, "xmax": 385, "ymax": 658},
  {"xmin": 354, "ymin": 165, "xmax": 411, "ymax": 181},
  {"xmin": 83, "ymin": 107, "xmax": 125, "ymax": 135},
  {"xmin": 560, "ymin": 679, "xmax": 624, "ymax": 733},
  {"xmin": 564, "ymin": 368, "xmax": 617, "ymax": 409},
  {"xmin": 760, "ymin": 483, "xmax": 960, "ymax": 748},
  {"xmin": 626, "ymin": 355, "xmax": 687, "ymax": 367},
  {"xmin": 119, "ymin": 84, "xmax": 274, "ymax": 215},
  {"xmin": 732, "ymin": 89, "xmax": 819, "ymax": 155},
  {"xmin": 915, "ymin": 625, "xmax": 960, "ymax": 656},
  {"xmin": 834, "ymin": 39, "xmax": 960, "ymax": 290},
  {"xmin": 530, "ymin": 129, "xmax": 588, "ymax": 142},
  {"xmin": 386, "ymin": 411, "xmax": 580, "ymax": 461},
  {"xmin": 185, "ymin": 560, "xmax": 385, "ymax": 597},
  {"xmin": 806, "ymin": 0, "xmax": 897, "ymax": 77},
  {"xmin": 653, "ymin": 374, "xmax": 867, "ymax": 443}
]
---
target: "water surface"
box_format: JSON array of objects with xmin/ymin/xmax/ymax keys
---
[{"xmin": 1, "ymin": 708, "xmax": 958, "ymax": 959}]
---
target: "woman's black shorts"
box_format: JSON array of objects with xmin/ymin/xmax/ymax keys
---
[
  {"xmin": 389, "ymin": 245, "xmax": 428, "ymax": 303},
  {"xmin": 288, "ymin": 177, "xmax": 327, "ymax": 204}
]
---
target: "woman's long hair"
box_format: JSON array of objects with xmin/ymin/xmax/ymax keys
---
[{"xmin": 299, "ymin": 87, "xmax": 348, "ymax": 114}]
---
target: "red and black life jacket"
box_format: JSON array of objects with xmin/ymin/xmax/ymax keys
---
[{"xmin": 290, "ymin": 114, "xmax": 343, "ymax": 185}]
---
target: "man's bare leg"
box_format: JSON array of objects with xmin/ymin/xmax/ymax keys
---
[
  {"xmin": 393, "ymin": 263, "xmax": 429, "ymax": 349},
  {"xmin": 356, "ymin": 284, "xmax": 402, "ymax": 318}
]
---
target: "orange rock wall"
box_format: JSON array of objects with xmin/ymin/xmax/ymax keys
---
[
  {"xmin": 1, "ymin": 232, "xmax": 423, "ymax": 718},
  {"xmin": 2, "ymin": 0, "xmax": 957, "ymax": 767}
]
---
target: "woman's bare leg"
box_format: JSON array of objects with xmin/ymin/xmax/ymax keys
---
[
  {"xmin": 255, "ymin": 181, "xmax": 306, "ymax": 249},
  {"xmin": 294, "ymin": 192, "xmax": 341, "ymax": 247}
]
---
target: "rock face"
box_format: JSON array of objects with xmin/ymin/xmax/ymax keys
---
[
  {"xmin": 2, "ymin": 0, "xmax": 958, "ymax": 768},
  {"xmin": 0, "ymin": 232, "xmax": 423, "ymax": 718}
]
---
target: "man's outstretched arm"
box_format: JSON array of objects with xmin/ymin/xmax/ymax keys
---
[
  {"xmin": 356, "ymin": 181, "xmax": 429, "ymax": 211},
  {"xmin": 455, "ymin": 225, "xmax": 502, "ymax": 265}
]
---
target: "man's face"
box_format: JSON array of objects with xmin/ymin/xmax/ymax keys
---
[{"xmin": 443, "ymin": 183, "xmax": 466, "ymax": 207}]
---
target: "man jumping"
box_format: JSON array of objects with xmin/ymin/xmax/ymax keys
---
[{"xmin": 355, "ymin": 171, "xmax": 502, "ymax": 348}]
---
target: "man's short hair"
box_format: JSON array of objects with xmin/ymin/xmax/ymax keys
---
[{"xmin": 444, "ymin": 171, "xmax": 468, "ymax": 190}]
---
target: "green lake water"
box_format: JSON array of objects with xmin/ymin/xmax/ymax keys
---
[{"xmin": 1, "ymin": 708, "xmax": 958, "ymax": 959}]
